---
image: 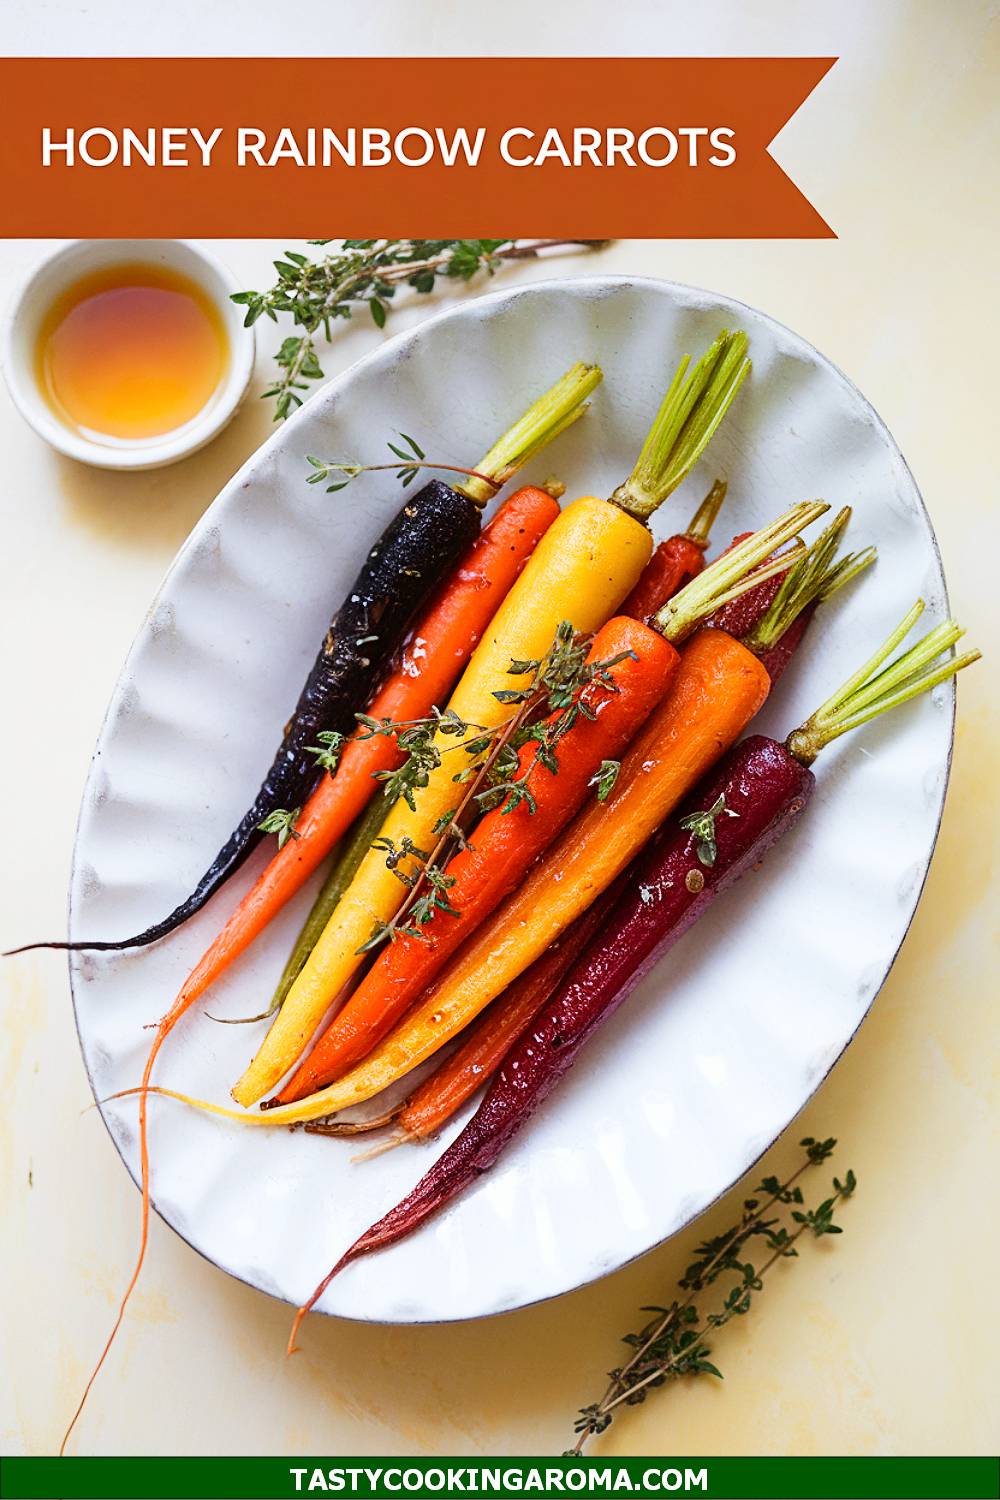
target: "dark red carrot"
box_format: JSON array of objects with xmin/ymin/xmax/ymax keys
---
[
  {"xmin": 287, "ymin": 602, "xmax": 978, "ymax": 1343},
  {"xmin": 619, "ymin": 479, "xmax": 727, "ymax": 620}
]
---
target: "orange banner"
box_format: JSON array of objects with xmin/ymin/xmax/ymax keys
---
[{"xmin": 0, "ymin": 57, "xmax": 836, "ymax": 238}]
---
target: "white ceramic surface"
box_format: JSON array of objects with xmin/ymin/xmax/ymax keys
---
[
  {"xmin": 3, "ymin": 239, "xmax": 255, "ymax": 469},
  {"xmin": 69, "ymin": 277, "xmax": 952, "ymax": 1324}
]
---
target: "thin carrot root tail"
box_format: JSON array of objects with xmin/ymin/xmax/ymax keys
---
[
  {"xmin": 351, "ymin": 1131, "xmax": 408, "ymax": 1164},
  {"xmin": 287, "ymin": 1252, "xmax": 354, "ymax": 1354}
]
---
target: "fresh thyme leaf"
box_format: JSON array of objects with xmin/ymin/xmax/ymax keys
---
[
  {"xmin": 492, "ymin": 687, "xmax": 533, "ymax": 705},
  {"xmin": 679, "ymin": 793, "xmax": 738, "ymax": 868},
  {"xmin": 371, "ymin": 834, "xmax": 428, "ymax": 887},
  {"xmin": 591, "ymin": 759, "xmax": 621, "ymax": 802},
  {"xmin": 307, "ymin": 729, "xmax": 347, "ymax": 774},
  {"xmin": 257, "ymin": 807, "xmax": 301, "ymax": 850}
]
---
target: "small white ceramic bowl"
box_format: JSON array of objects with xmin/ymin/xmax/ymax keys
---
[{"xmin": 2, "ymin": 239, "xmax": 255, "ymax": 470}]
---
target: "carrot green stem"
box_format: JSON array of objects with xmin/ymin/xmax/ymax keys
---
[
  {"xmin": 459, "ymin": 362, "xmax": 603, "ymax": 505},
  {"xmin": 745, "ymin": 507, "xmax": 877, "ymax": 652},
  {"xmin": 786, "ymin": 602, "xmax": 981, "ymax": 766},
  {"xmin": 609, "ymin": 331, "xmax": 751, "ymax": 522},
  {"xmin": 654, "ymin": 500, "xmax": 829, "ymax": 643},
  {"xmin": 684, "ymin": 478, "xmax": 728, "ymax": 547}
]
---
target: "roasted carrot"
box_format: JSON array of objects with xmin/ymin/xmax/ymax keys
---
[
  {"xmin": 278, "ymin": 628, "xmax": 770, "ymax": 1117},
  {"xmin": 239, "ymin": 794, "xmax": 396, "ymax": 1026},
  {"xmin": 308, "ymin": 510, "xmax": 872, "ymax": 1129},
  {"xmin": 287, "ymin": 605, "xmax": 980, "ymax": 1322},
  {"xmin": 232, "ymin": 331, "xmax": 752, "ymax": 1107},
  {"xmin": 278, "ymin": 615, "xmax": 677, "ymax": 1100},
  {"xmin": 277, "ymin": 482, "xmax": 722, "ymax": 1024},
  {"xmin": 24, "ymin": 372, "xmax": 596, "ymax": 965}
]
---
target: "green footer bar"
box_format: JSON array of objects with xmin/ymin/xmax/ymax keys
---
[{"xmin": 1, "ymin": 1456, "xmax": 997, "ymax": 1500}]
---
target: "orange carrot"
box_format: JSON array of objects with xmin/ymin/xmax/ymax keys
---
[
  {"xmin": 278, "ymin": 614, "xmax": 677, "ymax": 1101},
  {"xmin": 399, "ymin": 880, "xmax": 622, "ymax": 1141},
  {"xmin": 155, "ymin": 486, "xmax": 558, "ymax": 1020}
]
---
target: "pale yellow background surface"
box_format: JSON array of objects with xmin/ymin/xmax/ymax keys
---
[{"xmin": 1, "ymin": 0, "xmax": 998, "ymax": 1460}]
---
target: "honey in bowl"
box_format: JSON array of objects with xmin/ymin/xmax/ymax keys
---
[{"xmin": 35, "ymin": 263, "xmax": 230, "ymax": 445}]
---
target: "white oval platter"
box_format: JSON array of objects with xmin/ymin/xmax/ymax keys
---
[{"xmin": 70, "ymin": 276, "xmax": 952, "ymax": 1324}]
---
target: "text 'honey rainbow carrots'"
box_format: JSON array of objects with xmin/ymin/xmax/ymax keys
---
[
  {"xmin": 232, "ymin": 330, "xmax": 751, "ymax": 1109},
  {"xmin": 286, "ymin": 603, "xmax": 980, "ymax": 1345}
]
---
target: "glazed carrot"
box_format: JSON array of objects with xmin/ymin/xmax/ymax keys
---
[
  {"xmin": 326, "ymin": 880, "xmax": 624, "ymax": 1145},
  {"xmin": 139, "ymin": 486, "xmax": 560, "ymax": 1027},
  {"xmin": 307, "ymin": 510, "xmax": 872, "ymax": 1127},
  {"xmin": 231, "ymin": 331, "xmax": 752, "ymax": 1108},
  {"xmin": 125, "ymin": 502, "xmax": 837, "ymax": 1131},
  {"xmin": 277, "ymin": 480, "xmax": 717, "ymax": 1023},
  {"xmin": 255, "ymin": 794, "xmax": 396, "ymax": 1024},
  {"xmin": 289, "ymin": 629, "xmax": 770, "ymax": 1114},
  {"xmin": 54, "ymin": 389, "xmax": 586, "ymax": 1454},
  {"xmin": 278, "ymin": 615, "xmax": 677, "ymax": 1100}
]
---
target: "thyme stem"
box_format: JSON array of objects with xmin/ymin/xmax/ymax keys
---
[{"xmin": 234, "ymin": 238, "xmax": 607, "ymax": 420}]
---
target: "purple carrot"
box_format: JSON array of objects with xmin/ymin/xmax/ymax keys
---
[{"xmin": 288, "ymin": 602, "xmax": 977, "ymax": 1339}]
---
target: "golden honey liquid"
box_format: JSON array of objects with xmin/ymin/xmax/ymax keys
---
[{"xmin": 35, "ymin": 263, "xmax": 229, "ymax": 444}]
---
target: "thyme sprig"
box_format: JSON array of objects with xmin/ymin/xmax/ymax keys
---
[
  {"xmin": 233, "ymin": 239, "xmax": 606, "ymax": 420},
  {"xmin": 356, "ymin": 622, "xmax": 634, "ymax": 954},
  {"xmin": 571, "ymin": 1138, "xmax": 856, "ymax": 1452}
]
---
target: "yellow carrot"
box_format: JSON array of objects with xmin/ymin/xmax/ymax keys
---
[{"xmin": 232, "ymin": 330, "xmax": 751, "ymax": 1106}]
